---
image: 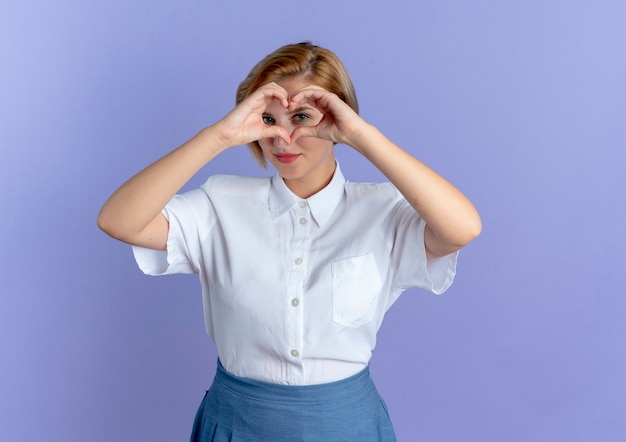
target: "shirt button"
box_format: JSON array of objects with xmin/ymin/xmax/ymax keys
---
[
  {"xmin": 299, "ymin": 217, "xmax": 308, "ymax": 225},
  {"xmin": 291, "ymin": 298, "xmax": 300, "ymax": 307},
  {"xmin": 294, "ymin": 257, "xmax": 303, "ymax": 265},
  {"xmin": 290, "ymin": 349, "xmax": 299, "ymax": 357},
  {"xmin": 299, "ymin": 201, "xmax": 306, "ymax": 208}
]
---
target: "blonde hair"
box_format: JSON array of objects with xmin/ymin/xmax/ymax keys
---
[{"xmin": 236, "ymin": 42, "xmax": 359, "ymax": 167}]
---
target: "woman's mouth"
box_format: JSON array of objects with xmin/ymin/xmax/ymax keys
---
[{"xmin": 275, "ymin": 153, "xmax": 301, "ymax": 164}]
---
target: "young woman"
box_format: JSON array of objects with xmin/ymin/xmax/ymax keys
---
[{"xmin": 98, "ymin": 41, "xmax": 481, "ymax": 441}]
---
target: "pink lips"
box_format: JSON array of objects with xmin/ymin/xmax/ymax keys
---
[{"xmin": 275, "ymin": 153, "xmax": 300, "ymax": 164}]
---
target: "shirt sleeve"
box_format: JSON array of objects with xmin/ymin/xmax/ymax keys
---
[
  {"xmin": 387, "ymin": 197, "xmax": 458, "ymax": 295},
  {"xmin": 131, "ymin": 185, "xmax": 215, "ymax": 276}
]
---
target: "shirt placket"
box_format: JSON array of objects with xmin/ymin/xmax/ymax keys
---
[{"xmin": 284, "ymin": 199, "xmax": 311, "ymax": 383}]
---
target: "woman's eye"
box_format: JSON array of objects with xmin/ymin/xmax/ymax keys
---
[
  {"xmin": 262, "ymin": 115, "xmax": 275, "ymax": 125},
  {"xmin": 293, "ymin": 113, "xmax": 310, "ymax": 122}
]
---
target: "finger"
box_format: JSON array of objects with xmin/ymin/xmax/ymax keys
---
[
  {"xmin": 262, "ymin": 125, "xmax": 291, "ymax": 144},
  {"xmin": 291, "ymin": 126, "xmax": 331, "ymax": 144},
  {"xmin": 288, "ymin": 86, "xmax": 332, "ymax": 110},
  {"xmin": 256, "ymin": 82, "xmax": 289, "ymax": 108}
]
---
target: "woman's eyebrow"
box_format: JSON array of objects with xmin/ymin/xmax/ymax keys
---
[
  {"xmin": 263, "ymin": 105, "xmax": 316, "ymax": 117},
  {"xmin": 290, "ymin": 105, "xmax": 315, "ymax": 114}
]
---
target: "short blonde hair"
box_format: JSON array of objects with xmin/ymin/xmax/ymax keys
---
[{"xmin": 236, "ymin": 42, "xmax": 359, "ymax": 167}]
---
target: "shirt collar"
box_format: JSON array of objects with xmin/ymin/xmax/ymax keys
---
[{"xmin": 268, "ymin": 161, "xmax": 346, "ymax": 227}]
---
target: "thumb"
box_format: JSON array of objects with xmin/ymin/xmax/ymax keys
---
[{"xmin": 290, "ymin": 126, "xmax": 319, "ymax": 143}]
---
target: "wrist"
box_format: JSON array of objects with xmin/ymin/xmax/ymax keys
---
[
  {"xmin": 344, "ymin": 122, "xmax": 379, "ymax": 154},
  {"xmin": 199, "ymin": 124, "xmax": 235, "ymax": 155}
]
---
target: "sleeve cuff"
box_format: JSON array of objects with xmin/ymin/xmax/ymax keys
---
[
  {"xmin": 425, "ymin": 250, "xmax": 459, "ymax": 294},
  {"xmin": 131, "ymin": 245, "xmax": 171, "ymax": 275}
]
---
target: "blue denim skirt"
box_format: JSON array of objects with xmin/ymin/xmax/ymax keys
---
[{"xmin": 190, "ymin": 360, "xmax": 397, "ymax": 441}]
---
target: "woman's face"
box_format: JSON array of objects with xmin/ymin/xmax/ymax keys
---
[{"xmin": 257, "ymin": 76, "xmax": 336, "ymax": 198}]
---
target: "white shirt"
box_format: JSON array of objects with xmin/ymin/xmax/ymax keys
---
[{"xmin": 133, "ymin": 163, "xmax": 457, "ymax": 385}]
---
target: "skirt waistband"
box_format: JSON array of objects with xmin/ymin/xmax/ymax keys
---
[{"xmin": 214, "ymin": 359, "xmax": 373, "ymax": 404}]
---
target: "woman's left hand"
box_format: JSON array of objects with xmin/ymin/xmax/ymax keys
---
[
  {"xmin": 291, "ymin": 86, "xmax": 481, "ymax": 257},
  {"xmin": 287, "ymin": 86, "xmax": 364, "ymax": 146}
]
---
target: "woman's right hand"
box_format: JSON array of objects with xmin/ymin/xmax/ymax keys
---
[
  {"xmin": 97, "ymin": 83, "xmax": 295, "ymax": 250},
  {"xmin": 215, "ymin": 82, "xmax": 293, "ymax": 148}
]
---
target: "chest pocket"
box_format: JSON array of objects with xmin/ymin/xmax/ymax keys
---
[{"xmin": 331, "ymin": 253, "xmax": 383, "ymax": 327}]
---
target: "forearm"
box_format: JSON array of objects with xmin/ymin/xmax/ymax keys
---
[
  {"xmin": 97, "ymin": 126, "xmax": 230, "ymax": 240},
  {"xmin": 348, "ymin": 124, "xmax": 481, "ymax": 256}
]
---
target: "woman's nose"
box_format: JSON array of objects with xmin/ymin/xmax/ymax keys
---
[{"xmin": 273, "ymin": 131, "xmax": 292, "ymax": 147}]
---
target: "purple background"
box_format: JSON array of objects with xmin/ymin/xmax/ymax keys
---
[{"xmin": 2, "ymin": 1, "xmax": 625, "ymax": 441}]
